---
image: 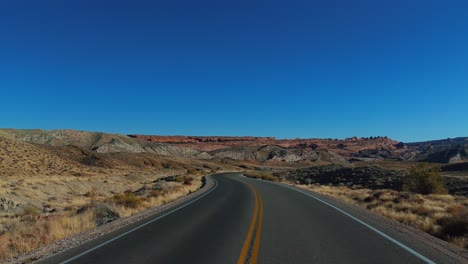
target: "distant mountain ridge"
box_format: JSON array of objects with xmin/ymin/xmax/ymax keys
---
[
  {"xmin": 129, "ymin": 134, "xmax": 400, "ymax": 153},
  {"xmin": 1, "ymin": 129, "xmax": 468, "ymax": 165}
]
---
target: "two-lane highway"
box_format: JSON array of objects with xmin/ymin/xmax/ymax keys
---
[{"xmin": 41, "ymin": 173, "xmax": 457, "ymax": 264}]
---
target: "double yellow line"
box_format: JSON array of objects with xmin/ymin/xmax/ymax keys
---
[{"xmin": 237, "ymin": 183, "xmax": 263, "ymax": 264}]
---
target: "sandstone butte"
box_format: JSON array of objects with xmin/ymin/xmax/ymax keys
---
[{"xmin": 129, "ymin": 135, "xmax": 402, "ymax": 153}]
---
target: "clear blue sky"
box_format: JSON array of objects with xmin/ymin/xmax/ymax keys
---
[{"xmin": 1, "ymin": 1, "xmax": 467, "ymax": 142}]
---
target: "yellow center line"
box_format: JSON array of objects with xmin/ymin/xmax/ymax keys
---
[
  {"xmin": 237, "ymin": 183, "xmax": 259, "ymax": 264},
  {"xmin": 250, "ymin": 188, "xmax": 263, "ymax": 264},
  {"xmin": 237, "ymin": 182, "xmax": 264, "ymax": 264}
]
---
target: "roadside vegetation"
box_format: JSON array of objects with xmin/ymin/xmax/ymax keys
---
[
  {"xmin": 302, "ymin": 185, "xmax": 467, "ymax": 249},
  {"xmin": 297, "ymin": 164, "xmax": 467, "ymax": 249},
  {"xmin": 0, "ymin": 174, "xmax": 202, "ymax": 261},
  {"xmin": 243, "ymin": 171, "xmax": 278, "ymax": 182},
  {"xmin": 244, "ymin": 164, "xmax": 466, "ymax": 250},
  {"xmin": 403, "ymin": 163, "xmax": 448, "ymax": 195}
]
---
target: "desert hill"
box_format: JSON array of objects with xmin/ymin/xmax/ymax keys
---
[
  {"xmin": 130, "ymin": 134, "xmax": 468, "ymax": 164},
  {"xmin": 0, "ymin": 130, "xmax": 234, "ymax": 219},
  {"xmin": 129, "ymin": 134, "xmax": 400, "ymax": 153},
  {"xmin": 406, "ymin": 137, "xmax": 468, "ymax": 163},
  {"xmin": 1, "ymin": 129, "xmax": 402, "ymax": 165},
  {"xmin": 0, "ymin": 130, "xmax": 233, "ymax": 178},
  {"xmin": 0, "ymin": 136, "xmax": 108, "ymax": 177},
  {"xmin": 3, "ymin": 129, "xmax": 468, "ymax": 166}
]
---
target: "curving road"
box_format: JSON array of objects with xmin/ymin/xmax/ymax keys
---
[{"xmin": 41, "ymin": 173, "xmax": 460, "ymax": 264}]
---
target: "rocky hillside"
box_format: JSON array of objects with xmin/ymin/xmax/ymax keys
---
[
  {"xmin": 129, "ymin": 134, "xmax": 409, "ymax": 164},
  {"xmin": 0, "ymin": 131, "xmax": 236, "ymax": 178},
  {"xmin": 130, "ymin": 134, "xmax": 401, "ymax": 154},
  {"xmin": 0, "ymin": 129, "xmax": 207, "ymax": 158},
  {"xmin": 0, "ymin": 130, "xmax": 388, "ymax": 165},
  {"xmin": 400, "ymin": 137, "xmax": 468, "ymax": 163},
  {"xmin": 2, "ymin": 129, "xmax": 468, "ymax": 166}
]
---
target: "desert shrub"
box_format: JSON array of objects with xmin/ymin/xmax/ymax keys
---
[
  {"xmin": 149, "ymin": 189, "xmax": 164, "ymax": 197},
  {"xmin": 412, "ymin": 206, "xmax": 431, "ymax": 216},
  {"xmin": 244, "ymin": 172, "xmax": 278, "ymax": 182},
  {"xmin": 260, "ymin": 173, "xmax": 278, "ymax": 182},
  {"xmin": 22, "ymin": 205, "xmax": 40, "ymax": 217},
  {"xmin": 403, "ymin": 164, "xmax": 447, "ymax": 195},
  {"xmin": 173, "ymin": 176, "xmax": 183, "ymax": 183},
  {"xmin": 446, "ymin": 204, "xmax": 464, "ymax": 215},
  {"xmin": 174, "ymin": 176, "xmax": 193, "ymax": 185},
  {"xmin": 112, "ymin": 192, "xmax": 142, "ymax": 208},
  {"xmin": 183, "ymin": 177, "xmax": 193, "ymax": 185},
  {"xmin": 437, "ymin": 209, "xmax": 468, "ymax": 238},
  {"xmin": 187, "ymin": 168, "xmax": 198, "ymax": 175}
]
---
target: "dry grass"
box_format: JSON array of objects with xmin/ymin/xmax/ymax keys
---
[
  {"xmin": 0, "ymin": 210, "xmax": 96, "ymax": 260},
  {"xmin": 0, "ymin": 175, "xmax": 203, "ymax": 261},
  {"xmin": 300, "ymin": 184, "xmax": 468, "ymax": 249},
  {"xmin": 112, "ymin": 192, "xmax": 143, "ymax": 209},
  {"xmin": 115, "ymin": 179, "xmax": 202, "ymax": 218},
  {"xmin": 0, "ymin": 132, "xmax": 232, "ymax": 261},
  {"xmin": 0, "ymin": 137, "xmax": 113, "ymax": 177},
  {"xmin": 244, "ymin": 171, "xmax": 278, "ymax": 182}
]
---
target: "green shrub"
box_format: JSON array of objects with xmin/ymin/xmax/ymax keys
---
[{"xmin": 403, "ymin": 164, "xmax": 447, "ymax": 195}]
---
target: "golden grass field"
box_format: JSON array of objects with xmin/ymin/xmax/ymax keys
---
[{"xmin": 0, "ymin": 176, "xmax": 202, "ymax": 260}]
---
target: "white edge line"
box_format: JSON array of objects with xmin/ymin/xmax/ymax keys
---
[
  {"xmin": 59, "ymin": 177, "xmax": 219, "ymax": 264},
  {"xmin": 244, "ymin": 176, "xmax": 435, "ymax": 264}
]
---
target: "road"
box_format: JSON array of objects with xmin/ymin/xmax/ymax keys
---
[{"xmin": 42, "ymin": 173, "xmax": 452, "ymax": 264}]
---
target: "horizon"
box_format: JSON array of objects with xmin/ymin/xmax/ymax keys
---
[
  {"xmin": 2, "ymin": 127, "xmax": 466, "ymax": 143},
  {"xmin": 1, "ymin": 1, "xmax": 468, "ymax": 142}
]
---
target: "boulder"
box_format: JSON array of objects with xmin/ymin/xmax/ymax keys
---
[{"xmin": 93, "ymin": 203, "xmax": 120, "ymax": 226}]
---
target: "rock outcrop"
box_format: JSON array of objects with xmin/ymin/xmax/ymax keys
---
[
  {"xmin": 130, "ymin": 134, "xmax": 401, "ymax": 156},
  {"xmin": 128, "ymin": 135, "xmax": 276, "ymax": 144}
]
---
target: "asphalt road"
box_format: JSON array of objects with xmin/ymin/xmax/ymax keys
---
[{"xmin": 42, "ymin": 173, "xmax": 448, "ymax": 264}]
